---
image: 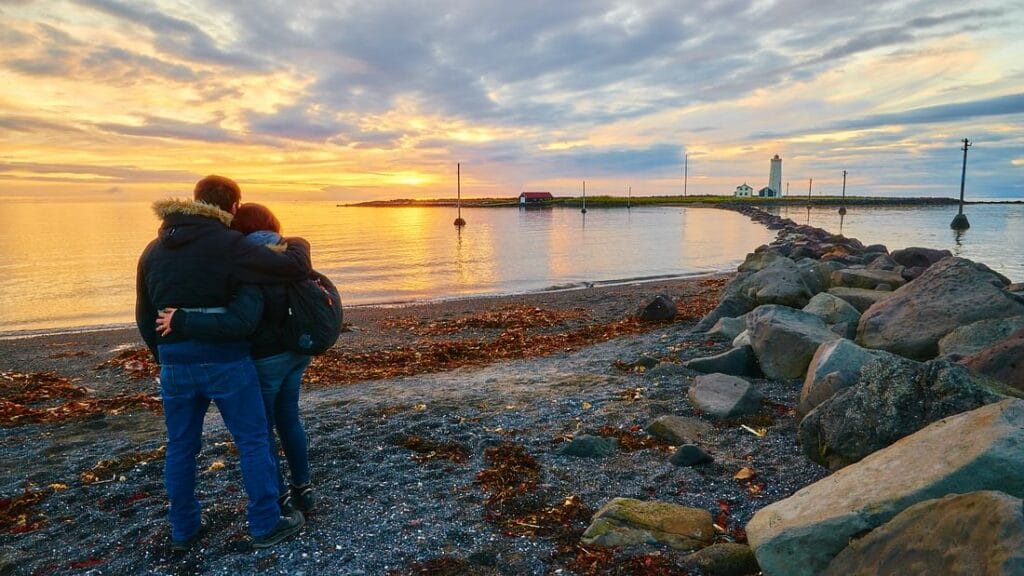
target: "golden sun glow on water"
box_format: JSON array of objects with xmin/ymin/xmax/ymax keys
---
[{"xmin": 0, "ymin": 202, "xmax": 778, "ymax": 334}]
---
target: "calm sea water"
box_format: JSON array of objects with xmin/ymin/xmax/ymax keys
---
[
  {"xmin": 1, "ymin": 200, "xmax": 1020, "ymax": 335},
  {"xmin": 0, "ymin": 202, "xmax": 777, "ymax": 335}
]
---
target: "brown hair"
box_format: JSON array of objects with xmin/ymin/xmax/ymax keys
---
[
  {"xmin": 193, "ymin": 175, "xmax": 241, "ymax": 212},
  {"xmin": 231, "ymin": 203, "xmax": 281, "ymax": 235}
]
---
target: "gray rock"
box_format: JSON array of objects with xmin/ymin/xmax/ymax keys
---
[
  {"xmin": 857, "ymin": 257, "xmax": 1024, "ymax": 360},
  {"xmin": 826, "ymin": 286, "xmax": 894, "ymax": 312},
  {"xmin": 799, "ymin": 339, "xmax": 880, "ymax": 415},
  {"xmin": 732, "ymin": 330, "xmax": 751, "ymax": 347},
  {"xmin": 581, "ymin": 497, "xmax": 715, "ymax": 551},
  {"xmin": 795, "ymin": 258, "xmax": 842, "ymax": 294},
  {"xmin": 798, "ymin": 356, "xmax": 1008, "ymax": 469},
  {"xmin": 708, "ymin": 315, "xmax": 747, "ymax": 341},
  {"xmin": 938, "ymin": 315, "xmax": 1024, "ymax": 357},
  {"xmin": 686, "ymin": 543, "xmax": 760, "ymax": 576},
  {"xmin": 890, "ymin": 246, "xmax": 952, "ymax": 269},
  {"xmin": 683, "ymin": 346, "xmax": 762, "ymax": 378},
  {"xmin": 688, "ymin": 373, "xmax": 762, "ymax": 419},
  {"xmin": 695, "ymin": 294, "xmax": 755, "ymax": 333},
  {"xmin": 747, "ymin": 305, "xmax": 840, "ymax": 380},
  {"xmin": 830, "ymin": 268, "xmax": 906, "ymax": 290},
  {"xmin": 962, "ymin": 327, "xmax": 1024, "ymax": 392},
  {"xmin": 635, "ymin": 355, "xmax": 661, "ymax": 369},
  {"xmin": 829, "ymin": 321, "xmax": 857, "ymax": 340},
  {"xmin": 747, "ymin": 399, "xmax": 1024, "ymax": 576},
  {"xmin": 743, "ymin": 258, "xmax": 816, "ymax": 308},
  {"xmin": 801, "ymin": 292, "xmax": 861, "ymax": 326},
  {"xmin": 865, "ymin": 253, "xmax": 899, "ymax": 270},
  {"xmin": 645, "ymin": 362, "xmax": 694, "ymax": 380},
  {"xmin": 822, "ymin": 491, "xmax": 1024, "ymax": 576},
  {"xmin": 646, "ymin": 415, "xmax": 712, "ymax": 445},
  {"xmin": 737, "ymin": 251, "xmax": 787, "ymax": 272},
  {"xmin": 670, "ymin": 444, "xmax": 714, "ymax": 466},
  {"xmin": 558, "ymin": 434, "xmax": 617, "ymax": 458},
  {"xmin": 639, "ymin": 294, "xmax": 678, "ymax": 322}
]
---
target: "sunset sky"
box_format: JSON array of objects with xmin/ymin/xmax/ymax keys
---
[{"xmin": 1, "ymin": 0, "xmax": 1022, "ymax": 201}]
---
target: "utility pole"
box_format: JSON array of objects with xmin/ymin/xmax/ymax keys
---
[
  {"xmin": 951, "ymin": 138, "xmax": 971, "ymax": 230},
  {"xmin": 839, "ymin": 170, "xmax": 847, "ymax": 216}
]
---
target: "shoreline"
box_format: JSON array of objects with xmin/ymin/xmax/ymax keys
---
[
  {"xmin": 0, "ymin": 270, "xmax": 727, "ymax": 341},
  {"xmin": 345, "ymin": 195, "xmax": 1020, "ymax": 208}
]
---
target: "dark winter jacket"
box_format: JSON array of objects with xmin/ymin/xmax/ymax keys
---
[
  {"xmin": 169, "ymin": 232, "xmax": 294, "ymax": 359},
  {"xmin": 135, "ymin": 199, "xmax": 311, "ymax": 362}
]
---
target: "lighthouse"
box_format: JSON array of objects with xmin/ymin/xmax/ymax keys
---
[{"xmin": 769, "ymin": 154, "xmax": 782, "ymax": 197}]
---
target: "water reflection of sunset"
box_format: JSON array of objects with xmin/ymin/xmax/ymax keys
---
[{"xmin": 0, "ymin": 202, "xmax": 777, "ymax": 333}]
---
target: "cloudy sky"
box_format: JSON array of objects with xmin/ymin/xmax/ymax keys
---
[{"xmin": 1, "ymin": 0, "xmax": 1022, "ymax": 201}]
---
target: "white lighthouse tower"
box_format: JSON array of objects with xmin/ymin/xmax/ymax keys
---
[{"xmin": 768, "ymin": 154, "xmax": 782, "ymax": 197}]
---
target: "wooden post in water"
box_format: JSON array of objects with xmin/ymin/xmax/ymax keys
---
[
  {"xmin": 839, "ymin": 170, "xmax": 847, "ymax": 216},
  {"xmin": 581, "ymin": 180, "xmax": 587, "ymax": 213},
  {"xmin": 454, "ymin": 162, "xmax": 466, "ymax": 227},
  {"xmin": 951, "ymin": 138, "xmax": 970, "ymax": 230},
  {"xmin": 683, "ymin": 153, "xmax": 688, "ymax": 197},
  {"xmin": 807, "ymin": 178, "xmax": 812, "ymax": 204},
  {"xmin": 627, "ymin": 186, "xmax": 631, "ymax": 209}
]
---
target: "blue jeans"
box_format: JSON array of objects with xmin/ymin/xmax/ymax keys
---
[
  {"xmin": 253, "ymin": 352, "xmax": 312, "ymax": 494},
  {"xmin": 159, "ymin": 356, "xmax": 280, "ymax": 540}
]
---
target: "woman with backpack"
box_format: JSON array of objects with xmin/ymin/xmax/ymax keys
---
[{"xmin": 156, "ymin": 203, "xmax": 317, "ymax": 515}]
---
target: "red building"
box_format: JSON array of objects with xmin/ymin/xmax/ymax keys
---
[{"xmin": 519, "ymin": 191, "xmax": 554, "ymax": 205}]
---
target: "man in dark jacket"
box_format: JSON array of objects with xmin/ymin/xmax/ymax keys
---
[{"xmin": 135, "ymin": 175, "xmax": 307, "ymax": 551}]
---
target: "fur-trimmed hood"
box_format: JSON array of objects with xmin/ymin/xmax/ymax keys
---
[{"xmin": 152, "ymin": 198, "xmax": 233, "ymax": 227}]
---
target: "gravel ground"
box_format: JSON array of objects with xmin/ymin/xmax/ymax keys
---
[{"xmin": 0, "ymin": 277, "xmax": 826, "ymax": 575}]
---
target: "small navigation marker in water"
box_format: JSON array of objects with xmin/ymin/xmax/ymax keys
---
[
  {"xmin": 581, "ymin": 180, "xmax": 587, "ymax": 214},
  {"xmin": 454, "ymin": 162, "xmax": 466, "ymax": 227},
  {"xmin": 838, "ymin": 170, "xmax": 847, "ymax": 216},
  {"xmin": 950, "ymin": 138, "xmax": 970, "ymax": 231}
]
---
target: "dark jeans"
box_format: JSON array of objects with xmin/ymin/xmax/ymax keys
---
[
  {"xmin": 253, "ymin": 351, "xmax": 312, "ymax": 494},
  {"xmin": 159, "ymin": 357, "xmax": 280, "ymax": 540}
]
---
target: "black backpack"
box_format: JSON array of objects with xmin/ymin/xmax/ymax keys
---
[{"xmin": 279, "ymin": 271, "xmax": 343, "ymax": 355}]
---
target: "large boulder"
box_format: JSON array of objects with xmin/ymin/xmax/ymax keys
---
[
  {"xmin": 747, "ymin": 305, "xmax": 839, "ymax": 380},
  {"xmin": 938, "ymin": 315, "xmax": 1024, "ymax": 357},
  {"xmin": 683, "ymin": 346, "xmax": 762, "ymax": 378},
  {"xmin": 857, "ymin": 257, "xmax": 1024, "ymax": 360},
  {"xmin": 801, "ymin": 292, "xmax": 860, "ymax": 326},
  {"xmin": 961, "ymin": 327, "xmax": 1024, "ymax": 392},
  {"xmin": 581, "ymin": 498, "xmax": 715, "ymax": 551},
  {"xmin": 687, "ymin": 373, "xmax": 762, "ymax": 419},
  {"xmin": 830, "ymin": 268, "xmax": 906, "ymax": 290},
  {"xmin": 890, "ymin": 246, "xmax": 952, "ymax": 269},
  {"xmin": 822, "ymin": 491, "xmax": 1024, "ymax": 576},
  {"xmin": 747, "ymin": 399, "xmax": 1024, "ymax": 576},
  {"xmin": 798, "ymin": 339, "xmax": 880, "ymax": 415},
  {"xmin": 707, "ymin": 315, "xmax": 747, "ymax": 341},
  {"xmin": 798, "ymin": 356, "xmax": 1009, "ymax": 469},
  {"xmin": 743, "ymin": 258, "xmax": 816, "ymax": 308},
  {"xmin": 696, "ymin": 257, "xmax": 815, "ymax": 331},
  {"xmin": 826, "ymin": 286, "xmax": 893, "ymax": 312}
]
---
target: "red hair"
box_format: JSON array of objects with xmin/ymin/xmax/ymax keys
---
[{"xmin": 231, "ymin": 203, "xmax": 281, "ymax": 235}]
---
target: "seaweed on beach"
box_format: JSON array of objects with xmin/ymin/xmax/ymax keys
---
[
  {"xmin": 0, "ymin": 370, "xmax": 88, "ymax": 404},
  {"xmin": 595, "ymin": 425, "xmax": 673, "ymax": 452},
  {"xmin": 94, "ymin": 348, "xmax": 159, "ymax": 379},
  {"xmin": 475, "ymin": 442, "xmax": 541, "ymax": 515},
  {"xmin": 0, "ymin": 370, "xmax": 162, "ymax": 427},
  {"xmin": 562, "ymin": 547, "xmax": 693, "ymax": 576},
  {"xmin": 0, "ymin": 486, "xmax": 49, "ymax": 534},
  {"xmin": 380, "ymin": 305, "xmax": 590, "ymax": 336},
  {"xmin": 80, "ymin": 446, "xmax": 166, "ymax": 484},
  {"xmin": 305, "ymin": 316, "xmax": 658, "ymax": 387},
  {"xmin": 398, "ymin": 435, "xmax": 469, "ymax": 464}
]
